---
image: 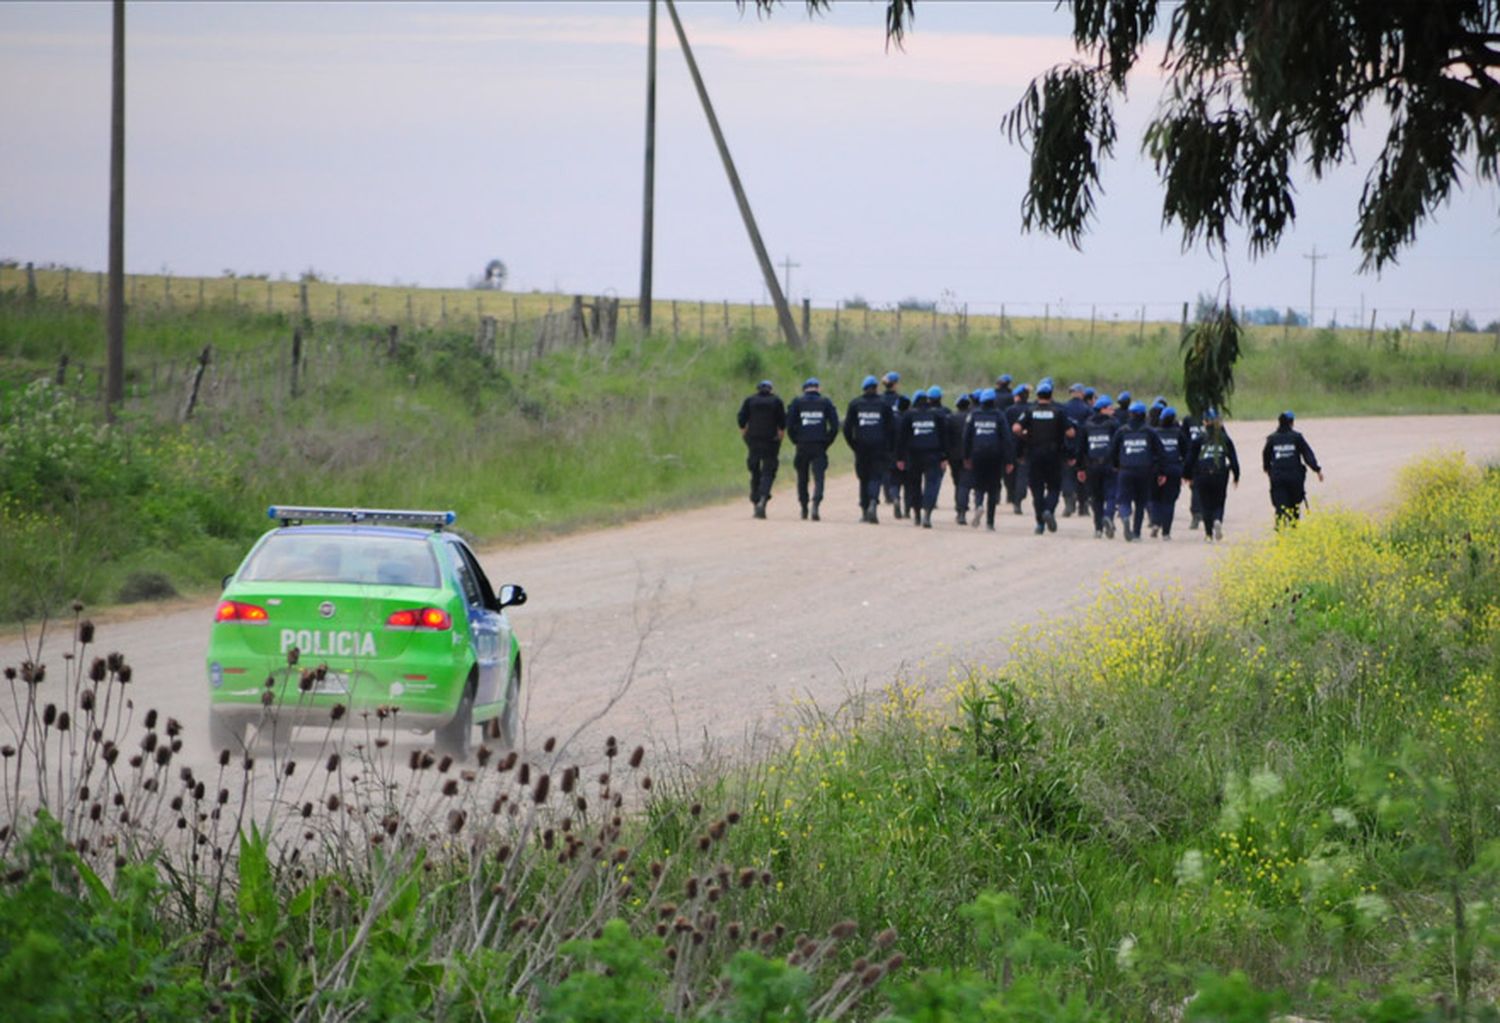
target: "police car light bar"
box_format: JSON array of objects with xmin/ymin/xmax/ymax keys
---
[{"xmin": 267, "ymin": 505, "xmax": 457, "ymax": 529}]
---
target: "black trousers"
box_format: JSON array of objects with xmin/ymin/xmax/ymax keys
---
[
  {"xmin": 1117, "ymin": 469, "xmax": 1151, "ymax": 536},
  {"xmin": 794, "ymin": 445, "xmax": 829, "ymax": 506},
  {"xmin": 1005, "ymin": 460, "xmax": 1028, "ymax": 506},
  {"xmin": 745, "ymin": 439, "xmax": 781, "ymax": 502},
  {"xmin": 1084, "ymin": 466, "xmax": 1115, "ymax": 531},
  {"xmin": 1270, "ymin": 478, "xmax": 1306, "ymax": 526},
  {"xmin": 972, "ymin": 458, "xmax": 1004, "ymax": 525},
  {"xmin": 854, "ymin": 447, "xmax": 887, "ymax": 510},
  {"xmin": 1196, "ymin": 474, "xmax": 1229, "ymax": 533},
  {"xmin": 949, "ymin": 461, "xmax": 973, "ymax": 513},
  {"xmin": 904, "ymin": 453, "xmax": 946, "ymax": 512},
  {"xmin": 1027, "ymin": 454, "xmax": 1064, "ymax": 522},
  {"xmin": 1151, "ymin": 473, "xmax": 1183, "ymax": 535}
]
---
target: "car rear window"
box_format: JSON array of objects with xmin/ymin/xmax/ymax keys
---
[{"xmin": 239, "ymin": 533, "xmax": 441, "ymax": 587}]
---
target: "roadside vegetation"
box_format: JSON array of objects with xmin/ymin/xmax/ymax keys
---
[
  {"xmin": 3, "ymin": 288, "xmax": 1500, "ymax": 622},
  {"xmin": 2, "ymin": 454, "xmax": 1497, "ymax": 1019}
]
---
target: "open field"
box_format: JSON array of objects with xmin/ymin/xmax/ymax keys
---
[{"xmin": 8, "ymin": 263, "xmax": 1500, "ymax": 357}]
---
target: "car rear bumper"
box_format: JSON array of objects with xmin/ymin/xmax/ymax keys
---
[{"xmin": 206, "ymin": 660, "xmax": 465, "ymax": 731}]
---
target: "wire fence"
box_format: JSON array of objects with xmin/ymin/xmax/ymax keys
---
[{"xmin": 5, "ymin": 262, "xmax": 1499, "ymax": 423}]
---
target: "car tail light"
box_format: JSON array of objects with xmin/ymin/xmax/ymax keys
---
[
  {"xmin": 216, "ymin": 600, "xmax": 269, "ymax": 623},
  {"xmin": 386, "ymin": 607, "xmax": 451, "ymax": 631}
]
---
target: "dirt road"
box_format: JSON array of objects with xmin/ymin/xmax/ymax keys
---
[{"xmin": 4, "ymin": 416, "xmax": 1497, "ymax": 782}]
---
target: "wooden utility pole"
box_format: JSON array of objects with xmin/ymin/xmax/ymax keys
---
[
  {"xmin": 1303, "ymin": 246, "xmax": 1327, "ymax": 329},
  {"xmin": 638, "ymin": 0, "xmax": 657, "ymax": 332},
  {"xmin": 106, "ymin": 0, "xmax": 126, "ymax": 413},
  {"xmin": 664, "ymin": 0, "xmax": 801, "ymax": 349}
]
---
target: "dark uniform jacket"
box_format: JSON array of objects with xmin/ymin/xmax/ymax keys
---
[
  {"xmin": 1017, "ymin": 401, "xmax": 1075, "ymax": 459},
  {"xmin": 1262, "ymin": 427, "xmax": 1321, "ymax": 482},
  {"xmin": 737, "ymin": 392, "xmax": 786, "ymax": 441},
  {"xmin": 1185, "ymin": 429, "xmax": 1241, "ymax": 482},
  {"xmin": 1109, "ymin": 421, "xmax": 1165, "ymax": 472},
  {"xmin": 944, "ymin": 407, "xmax": 971, "ymax": 463},
  {"xmin": 786, "ymin": 393, "xmax": 839, "ymax": 448},
  {"xmin": 1152, "ymin": 423, "xmax": 1188, "ymax": 475},
  {"xmin": 843, "ymin": 393, "xmax": 897, "ymax": 451},
  {"xmin": 1081, "ymin": 414, "xmax": 1120, "ymax": 468},
  {"xmin": 897, "ymin": 404, "xmax": 948, "ymax": 461},
  {"xmin": 963, "ymin": 407, "xmax": 1012, "ymax": 462}
]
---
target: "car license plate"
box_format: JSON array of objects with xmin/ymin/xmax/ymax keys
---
[{"xmin": 313, "ymin": 671, "xmax": 348, "ymax": 695}]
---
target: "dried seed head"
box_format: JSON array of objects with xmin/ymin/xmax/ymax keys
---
[
  {"xmin": 286, "ymin": 647, "xmax": 300, "ymax": 666},
  {"xmin": 326, "ymin": 794, "xmax": 341, "ymax": 812},
  {"xmin": 78, "ymin": 619, "xmax": 95, "ymax": 644},
  {"xmin": 561, "ymin": 767, "xmax": 577, "ymax": 794},
  {"xmin": 830, "ymin": 920, "xmax": 858, "ymax": 940},
  {"xmin": 301, "ymin": 802, "xmax": 313, "ymax": 819},
  {"xmin": 144, "ymin": 709, "xmax": 158, "ymax": 729},
  {"xmin": 330, "ymin": 703, "xmax": 346, "ymax": 721},
  {"xmin": 219, "ymin": 749, "xmax": 231, "ymax": 767},
  {"xmin": 860, "ymin": 965, "xmax": 883, "ymax": 987},
  {"xmin": 56, "ymin": 711, "xmax": 71, "ymax": 733},
  {"xmin": 629, "ymin": 746, "xmax": 645, "ymax": 769},
  {"xmin": 326, "ymin": 753, "xmax": 340, "ymax": 772},
  {"xmin": 884, "ymin": 954, "xmax": 905, "ymax": 975},
  {"xmin": 442, "ymin": 779, "xmax": 459, "ymax": 797},
  {"xmin": 650, "ymin": 861, "xmax": 664, "ymax": 879},
  {"xmin": 575, "ymin": 796, "xmax": 588, "ymax": 812},
  {"xmin": 605, "ymin": 736, "xmax": 618, "ymax": 758},
  {"xmin": 446, "ymin": 810, "xmax": 466, "ymax": 835},
  {"xmin": 532, "ymin": 774, "xmax": 550, "ymax": 804},
  {"xmin": 298, "ymin": 671, "xmax": 314, "ymax": 693},
  {"xmin": 43, "ymin": 704, "xmax": 57, "ymax": 727},
  {"xmin": 709, "ymin": 820, "xmax": 727, "ymax": 841},
  {"xmin": 260, "ymin": 691, "xmax": 274, "ymax": 707},
  {"xmin": 641, "ymin": 776, "xmax": 652, "ymax": 792},
  {"xmin": 686, "ymin": 877, "xmax": 700, "ymax": 899},
  {"xmin": 874, "ymin": 927, "xmax": 898, "ymax": 950},
  {"xmin": 495, "ymin": 844, "xmax": 512, "ymax": 863},
  {"xmin": 80, "ymin": 687, "xmax": 96, "ymax": 711},
  {"xmin": 438, "ymin": 755, "xmax": 454, "ymax": 773},
  {"xmin": 518, "ymin": 763, "xmax": 531, "ymax": 786},
  {"xmin": 543, "ymin": 736, "xmax": 556, "ymax": 753},
  {"xmin": 89, "ymin": 659, "xmax": 107, "ymax": 683},
  {"xmin": 155, "ymin": 746, "xmax": 172, "ymax": 767},
  {"xmin": 117, "ymin": 666, "xmax": 131, "ymax": 684},
  {"xmin": 283, "ymin": 760, "xmax": 296, "ymax": 777},
  {"xmin": 690, "ymin": 802, "xmax": 702, "ymax": 817}
]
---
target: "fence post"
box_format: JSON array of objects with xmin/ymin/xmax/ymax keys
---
[
  {"xmin": 802, "ymin": 299, "xmax": 811, "ymax": 343},
  {"xmin": 723, "ymin": 300, "xmax": 730, "ymax": 338},
  {"xmin": 97, "ymin": 272, "xmax": 104, "ymax": 306},
  {"xmin": 833, "ymin": 302, "xmax": 841, "ymax": 338},
  {"xmin": 55, "ymin": 354, "xmax": 69, "ymax": 386},
  {"xmin": 1000, "ymin": 303, "xmax": 1006, "ymax": 335},
  {"xmin": 336, "ymin": 288, "xmax": 344, "ymax": 322},
  {"xmin": 299, "ymin": 281, "xmax": 310, "ymax": 324},
  {"xmin": 291, "ymin": 328, "xmax": 303, "ymax": 398},
  {"xmin": 570, "ymin": 294, "xmax": 586, "ymax": 342},
  {"xmin": 750, "ymin": 301, "xmax": 756, "ymax": 332},
  {"xmin": 1366, "ymin": 309, "xmax": 1378, "ymax": 348},
  {"xmin": 25, "ymin": 262, "xmax": 37, "ymax": 303},
  {"xmin": 1138, "ymin": 304, "xmax": 1145, "ymax": 343},
  {"xmin": 1179, "ymin": 301, "xmax": 1189, "ymax": 341},
  {"xmin": 604, "ymin": 297, "xmax": 620, "ymax": 347},
  {"xmin": 181, "ymin": 345, "xmax": 211, "ymax": 422},
  {"xmin": 406, "ymin": 293, "xmax": 415, "ymax": 328},
  {"xmin": 198, "ymin": 277, "xmax": 205, "ymax": 311},
  {"xmin": 266, "ymin": 279, "xmax": 272, "ymax": 313},
  {"xmin": 1089, "ymin": 304, "xmax": 1096, "ymax": 341},
  {"xmin": 672, "ymin": 300, "xmax": 679, "ymax": 341},
  {"xmin": 1043, "ymin": 303, "xmax": 1049, "ymax": 337},
  {"xmin": 62, "ymin": 268, "xmax": 71, "ymax": 305},
  {"xmin": 1444, "ymin": 310, "xmax": 1454, "ymax": 353},
  {"xmin": 699, "ymin": 300, "xmax": 705, "ymax": 336},
  {"xmin": 387, "ymin": 324, "xmax": 400, "ymax": 358}
]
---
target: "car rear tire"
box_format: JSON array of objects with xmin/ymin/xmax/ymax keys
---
[
  {"xmin": 495, "ymin": 655, "xmax": 520, "ymax": 751},
  {"xmin": 208, "ymin": 711, "xmax": 245, "ymax": 755},
  {"xmin": 436, "ymin": 673, "xmax": 476, "ymax": 760}
]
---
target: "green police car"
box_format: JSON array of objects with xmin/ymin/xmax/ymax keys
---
[{"xmin": 207, "ymin": 506, "xmax": 525, "ymax": 758}]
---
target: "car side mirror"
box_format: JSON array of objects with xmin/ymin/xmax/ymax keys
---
[
  {"xmin": 497, "ymin": 584, "xmax": 527, "ymax": 609},
  {"xmin": 222, "ymin": 573, "xmax": 235, "ymax": 591}
]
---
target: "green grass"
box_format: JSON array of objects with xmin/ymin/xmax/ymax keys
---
[
  {"xmin": 2, "ymin": 292, "xmax": 1499, "ymax": 622},
  {"xmin": 2, "ymin": 455, "xmax": 1497, "ymax": 1020}
]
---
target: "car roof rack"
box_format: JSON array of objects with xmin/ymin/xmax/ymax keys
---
[{"xmin": 267, "ymin": 505, "xmax": 457, "ymax": 530}]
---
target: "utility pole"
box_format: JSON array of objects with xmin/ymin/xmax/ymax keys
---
[
  {"xmin": 106, "ymin": 0, "xmax": 126, "ymax": 414},
  {"xmin": 1303, "ymin": 246, "xmax": 1327, "ymax": 329},
  {"xmin": 778, "ymin": 255, "xmax": 800, "ymax": 302},
  {"xmin": 638, "ymin": 0, "xmax": 657, "ymax": 333},
  {"xmin": 663, "ymin": 0, "xmax": 802, "ymax": 349}
]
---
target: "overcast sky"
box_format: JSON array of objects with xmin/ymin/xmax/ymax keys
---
[{"xmin": 3, "ymin": 1, "xmax": 1497, "ymax": 324}]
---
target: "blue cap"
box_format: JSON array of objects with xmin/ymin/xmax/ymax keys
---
[
  {"xmin": 1036, "ymin": 381, "xmax": 1053, "ymax": 396},
  {"xmin": 927, "ymin": 385, "xmax": 943, "ymax": 400},
  {"xmin": 1282, "ymin": 409, "xmax": 1295, "ymax": 420},
  {"xmin": 862, "ymin": 375, "xmax": 879, "ymax": 389},
  {"xmin": 1205, "ymin": 407, "xmax": 1220, "ymax": 420},
  {"xmin": 758, "ymin": 380, "xmax": 773, "ymax": 391},
  {"xmin": 1015, "ymin": 383, "xmax": 1031, "ymax": 394},
  {"xmin": 1069, "ymin": 382, "xmax": 1084, "ymax": 392},
  {"xmin": 803, "ymin": 377, "xmax": 820, "ymax": 390},
  {"xmin": 979, "ymin": 388, "xmax": 996, "ymax": 403},
  {"xmin": 914, "ymin": 388, "xmax": 928, "ymax": 400},
  {"xmin": 1152, "ymin": 396, "xmax": 1166, "ymax": 407},
  {"xmin": 956, "ymin": 392, "xmax": 972, "ymax": 406},
  {"xmin": 1118, "ymin": 390, "xmax": 1132, "ymax": 403},
  {"xmin": 1094, "ymin": 397, "xmax": 1112, "ymax": 411},
  {"xmin": 1161, "ymin": 406, "xmax": 1177, "ymax": 421},
  {"xmin": 997, "ymin": 374, "xmax": 1012, "ymax": 385},
  {"xmin": 883, "ymin": 371, "xmax": 900, "ymax": 384},
  {"xmin": 1083, "ymin": 387, "xmax": 1096, "ymax": 399},
  {"xmin": 1130, "ymin": 401, "xmax": 1147, "ymax": 415}
]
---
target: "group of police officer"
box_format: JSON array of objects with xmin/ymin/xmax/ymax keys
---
[{"xmin": 737, "ymin": 371, "xmax": 1324, "ymax": 539}]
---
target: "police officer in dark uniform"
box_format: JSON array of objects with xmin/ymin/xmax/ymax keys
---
[
  {"xmin": 1077, "ymin": 395, "xmax": 1119, "ymax": 539},
  {"xmin": 897, "ymin": 389, "xmax": 929, "ymax": 519},
  {"xmin": 737, "ymin": 379, "xmax": 786, "ymax": 519},
  {"xmin": 1182, "ymin": 410, "xmax": 1207, "ymax": 531},
  {"xmin": 879, "ymin": 371, "xmax": 911, "ymax": 517},
  {"xmin": 786, "ymin": 377, "xmax": 839, "ymax": 522},
  {"xmin": 993, "ymin": 374, "xmax": 1015, "ymax": 410},
  {"xmin": 1109, "ymin": 401, "xmax": 1166, "ymax": 542},
  {"xmin": 1014, "ymin": 379, "xmax": 1077, "ymax": 535},
  {"xmin": 1262, "ymin": 410, "xmax": 1323, "ymax": 527},
  {"xmin": 1060, "ymin": 383, "xmax": 1093, "ymax": 518},
  {"xmin": 844, "ymin": 375, "xmax": 898, "ymax": 524},
  {"xmin": 964, "ymin": 388, "xmax": 1013, "ymax": 531},
  {"xmin": 946, "ymin": 391, "xmax": 974, "ymax": 524},
  {"xmin": 1003, "ymin": 382, "xmax": 1031, "ymax": 514},
  {"xmin": 1183, "ymin": 408, "xmax": 1240, "ymax": 542},
  {"xmin": 897, "ymin": 387, "xmax": 949, "ymax": 529},
  {"xmin": 1149, "ymin": 406, "xmax": 1188, "ymax": 540}
]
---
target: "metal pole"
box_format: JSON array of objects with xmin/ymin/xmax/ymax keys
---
[
  {"xmin": 1304, "ymin": 245, "xmax": 1326, "ymax": 329},
  {"xmin": 106, "ymin": 0, "xmax": 126, "ymax": 413},
  {"xmin": 664, "ymin": 0, "xmax": 801, "ymax": 349},
  {"xmin": 638, "ymin": 0, "xmax": 657, "ymax": 332}
]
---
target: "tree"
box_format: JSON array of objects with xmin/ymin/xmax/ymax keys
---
[{"xmin": 744, "ymin": 1, "xmax": 1499, "ymax": 410}]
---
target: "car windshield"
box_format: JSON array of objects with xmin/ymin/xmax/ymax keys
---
[{"xmin": 239, "ymin": 533, "xmax": 441, "ymax": 587}]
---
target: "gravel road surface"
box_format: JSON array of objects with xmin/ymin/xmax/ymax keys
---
[{"xmin": 4, "ymin": 416, "xmax": 1498, "ymax": 785}]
